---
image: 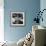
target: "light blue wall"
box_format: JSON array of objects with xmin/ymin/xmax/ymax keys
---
[
  {"xmin": 4, "ymin": 0, "xmax": 40, "ymax": 42},
  {"xmin": 40, "ymin": 0, "xmax": 46, "ymax": 27}
]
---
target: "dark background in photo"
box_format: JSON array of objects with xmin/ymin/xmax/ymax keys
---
[
  {"xmin": 13, "ymin": 20, "xmax": 23, "ymax": 24},
  {"xmin": 12, "ymin": 13, "xmax": 23, "ymax": 24},
  {"xmin": 12, "ymin": 13, "xmax": 23, "ymax": 19}
]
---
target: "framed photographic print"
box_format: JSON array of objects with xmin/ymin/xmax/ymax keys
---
[{"xmin": 11, "ymin": 12, "xmax": 25, "ymax": 26}]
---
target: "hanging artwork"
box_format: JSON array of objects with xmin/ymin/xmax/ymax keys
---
[{"xmin": 11, "ymin": 12, "xmax": 25, "ymax": 26}]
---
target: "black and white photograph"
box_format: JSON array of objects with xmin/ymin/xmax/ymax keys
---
[{"xmin": 11, "ymin": 12, "xmax": 25, "ymax": 26}]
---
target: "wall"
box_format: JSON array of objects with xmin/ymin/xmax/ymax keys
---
[
  {"xmin": 0, "ymin": 0, "xmax": 4, "ymax": 42},
  {"xmin": 4, "ymin": 0, "xmax": 40, "ymax": 42},
  {"xmin": 40, "ymin": 0, "xmax": 46, "ymax": 27}
]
